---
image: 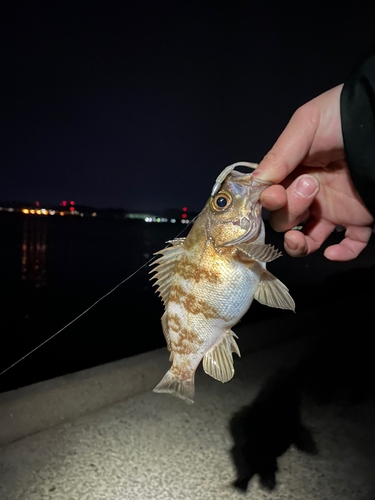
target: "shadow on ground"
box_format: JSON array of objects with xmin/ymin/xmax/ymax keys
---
[{"xmin": 229, "ymin": 265, "xmax": 375, "ymax": 493}]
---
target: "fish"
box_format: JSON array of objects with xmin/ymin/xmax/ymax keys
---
[{"xmin": 149, "ymin": 162, "xmax": 295, "ymax": 404}]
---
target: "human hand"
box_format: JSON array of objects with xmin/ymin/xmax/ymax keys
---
[{"xmin": 253, "ymin": 85, "xmax": 374, "ymax": 261}]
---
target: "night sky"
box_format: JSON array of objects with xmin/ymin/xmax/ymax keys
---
[{"xmin": 1, "ymin": 2, "xmax": 374, "ymax": 212}]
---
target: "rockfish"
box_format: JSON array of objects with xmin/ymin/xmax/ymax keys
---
[{"xmin": 150, "ymin": 162, "xmax": 295, "ymax": 404}]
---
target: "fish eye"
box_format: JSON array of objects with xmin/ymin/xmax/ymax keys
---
[{"xmin": 210, "ymin": 191, "xmax": 232, "ymax": 212}]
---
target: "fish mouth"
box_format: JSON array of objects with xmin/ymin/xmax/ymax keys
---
[{"xmin": 218, "ymin": 216, "xmax": 261, "ymax": 247}]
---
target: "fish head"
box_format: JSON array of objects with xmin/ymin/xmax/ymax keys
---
[{"xmin": 202, "ymin": 164, "xmax": 272, "ymax": 247}]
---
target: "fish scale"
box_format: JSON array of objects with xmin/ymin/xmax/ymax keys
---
[{"xmin": 150, "ymin": 162, "xmax": 295, "ymax": 404}]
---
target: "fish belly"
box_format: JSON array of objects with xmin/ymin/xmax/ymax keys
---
[
  {"xmin": 154, "ymin": 244, "xmax": 263, "ymax": 403},
  {"xmin": 168, "ymin": 250, "xmax": 263, "ymax": 370}
]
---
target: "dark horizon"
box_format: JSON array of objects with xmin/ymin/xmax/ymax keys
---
[
  {"xmin": 2, "ymin": 2, "xmax": 375, "ymax": 211},
  {"xmin": 0, "ymin": 199, "xmax": 199, "ymax": 217}
]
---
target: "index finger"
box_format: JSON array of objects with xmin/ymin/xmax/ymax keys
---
[{"xmin": 253, "ymin": 104, "xmax": 320, "ymax": 184}]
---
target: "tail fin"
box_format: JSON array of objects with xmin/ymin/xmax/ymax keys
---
[{"xmin": 153, "ymin": 369, "xmax": 195, "ymax": 404}]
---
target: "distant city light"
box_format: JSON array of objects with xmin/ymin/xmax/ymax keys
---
[
  {"xmin": 2, "ymin": 205, "xmax": 182, "ymax": 221},
  {"xmin": 183, "ymin": 207, "xmax": 187, "ymax": 211},
  {"xmin": 35, "ymin": 201, "xmax": 40, "ymax": 207}
]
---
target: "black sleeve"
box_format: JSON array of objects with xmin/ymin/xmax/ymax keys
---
[{"xmin": 340, "ymin": 53, "xmax": 375, "ymax": 217}]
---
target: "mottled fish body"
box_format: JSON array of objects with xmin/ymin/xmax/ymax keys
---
[{"xmin": 150, "ymin": 162, "xmax": 295, "ymax": 403}]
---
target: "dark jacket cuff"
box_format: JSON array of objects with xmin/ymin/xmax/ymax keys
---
[{"xmin": 340, "ymin": 53, "xmax": 375, "ymax": 217}]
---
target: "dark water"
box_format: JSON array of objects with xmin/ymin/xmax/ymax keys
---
[
  {"xmin": 1, "ymin": 212, "xmax": 374, "ymax": 394},
  {"xmin": 0, "ymin": 213, "xmax": 182, "ymax": 393}
]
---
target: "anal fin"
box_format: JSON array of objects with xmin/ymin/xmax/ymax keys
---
[
  {"xmin": 203, "ymin": 331, "xmax": 240, "ymax": 383},
  {"xmin": 229, "ymin": 330, "xmax": 241, "ymax": 358}
]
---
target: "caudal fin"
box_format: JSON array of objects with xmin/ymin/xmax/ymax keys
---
[{"xmin": 153, "ymin": 370, "xmax": 195, "ymax": 404}]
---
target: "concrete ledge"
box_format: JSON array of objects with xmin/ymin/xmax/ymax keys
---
[
  {"xmin": 0, "ymin": 310, "xmax": 305, "ymax": 447},
  {"xmin": 0, "ymin": 348, "xmax": 170, "ymax": 446}
]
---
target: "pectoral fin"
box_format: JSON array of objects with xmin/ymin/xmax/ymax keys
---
[
  {"xmin": 203, "ymin": 331, "xmax": 240, "ymax": 383},
  {"xmin": 235, "ymin": 242, "xmax": 282, "ymax": 262},
  {"xmin": 255, "ymin": 269, "xmax": 295, "ymax": 311}
]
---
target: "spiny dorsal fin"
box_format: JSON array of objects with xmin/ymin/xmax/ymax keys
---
[
  {"xmin": 235, "ymin": 242, "xmax": 282, "ymax": 262},
  {"xmin": 203, "ymin": 331, "xmax": 240, "ymax": 383},
  {"xmin": 254, "ymin": 269, "xmax": 295, "ymax": 311},
  {"xmin": 149, "ymin": 238, "xmax": 185, "ymax": 305}
]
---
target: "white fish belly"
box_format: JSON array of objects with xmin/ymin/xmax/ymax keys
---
[
  {"xmin": 166, "ymin": 256, "xmax": 263, "ymax": 375},
  {"xmin": 194, "ymin": 257, "xmax": 264, "ymax": 325}
]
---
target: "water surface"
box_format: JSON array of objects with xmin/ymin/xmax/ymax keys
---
[{"xmin": 1, "ymin": 212, "xmax": 374, "ymax": 393}]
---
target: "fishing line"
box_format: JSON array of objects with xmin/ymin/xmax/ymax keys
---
[{"xmin": 0, "ymin": 216, "xmax": 198, "ymax": 378}]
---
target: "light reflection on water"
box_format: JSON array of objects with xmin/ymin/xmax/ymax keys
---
[
  {"xmin": 22, "ymin": 216, "xmax": 47, "ymax": 287},
  {"xmin": 1, "ymin": 213, "xmax": 374, "ymax": 394},
  {"xmin": 1, "ymin": 214, "xmax": 181, "ymax": 392}
]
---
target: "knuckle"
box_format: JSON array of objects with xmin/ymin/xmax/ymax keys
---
[{"xmin": 292, "ymin": 102, "xmax": 320, "ymax": 129}]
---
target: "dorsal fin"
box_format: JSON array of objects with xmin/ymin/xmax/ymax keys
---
[
  {"xmin": 149, "ymin": 238, "xmax": 185, "ymax": 306},
  {"xmin": 161, "ymin": 311, "xmax": 173, "ymax": 361}
]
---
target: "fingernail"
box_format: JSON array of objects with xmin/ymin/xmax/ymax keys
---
[
  {"xmin": 285, "ymin": 235, "xmax": 298, "ymax": 250},
  {"xmin": 252, "ymin": 169, "xmax": 264, "ymax": 179},
  {"xmin": 295, "ymin": 176, "xmax": 318, "ymax": 198},
  {"xmin": 253, "ymin": 167, "xmax": 270, "ymax": 181}
]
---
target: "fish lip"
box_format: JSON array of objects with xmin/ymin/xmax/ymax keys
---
[
  {"xmin": 219, "ymin": 231, "xmax": 254, "ymax": 247},
  {"xmin": 231, "ymin": 217, "xmax": 249, "ymax": 229},
  {"xmin": 217, "ymin": 217, "xmax": 260, "ymax": 247}
]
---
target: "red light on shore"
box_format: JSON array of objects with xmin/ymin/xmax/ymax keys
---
[
  {"xmin": 69, "ymin": 207, "xmax": 74, "ymax": 212},
  {"xmin": 62, "ymin": 201, "xmax": 67, "ymax": 206},
  {"xmin": 35, "ymin": 201, "xmax": 40, "ymax": 207},
  {"xmin": 70, "ymin": 201, "xmax": 75, "ymax": 205},
  {"xmin": 182, "ymin": 207, "xmax": 187, "ymax": 211},
  {"xmin": 182, "ymin": 213, "xmax": 187, "ymax": 218}
]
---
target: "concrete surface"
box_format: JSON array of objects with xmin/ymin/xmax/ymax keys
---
[
  {"xmin": 1, "ymin": 326, "xmax": 375, "ymax": 500},
  {"xmin": 0, "ymin": 310, "xmax": 303, "ymax": 447},
  {"xmin": 0, "ymin": 349, "xmax": 170, "ymax": 447}
]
